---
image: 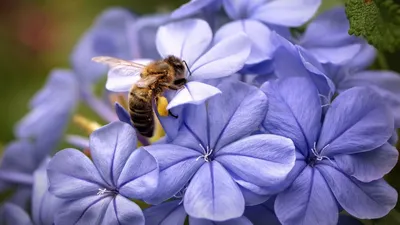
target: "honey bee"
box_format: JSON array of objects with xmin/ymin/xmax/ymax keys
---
[{"xmin": 92, "ymin": 55, "xmax": 189, "ymax": 137}]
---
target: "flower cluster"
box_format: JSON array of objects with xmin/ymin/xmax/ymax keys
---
[{"xmin": 0, "ymin": 1, "xmax": 399, "ymax": 225}]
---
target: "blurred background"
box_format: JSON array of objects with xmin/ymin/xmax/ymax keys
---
[{"xmin": 0, "ymin": 0, "xmax": 398, "ymax": 146}]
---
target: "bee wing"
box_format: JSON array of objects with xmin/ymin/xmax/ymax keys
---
[
  {"xmin": 136, "ymin": 75, "xmax": 161, "ymax": 88},
  {"xmin": 92, "ymin": 56, "xmax": 150, "ymax": 92},
  {"xmin": 92, "ymin": 56, "xmax": 146, "ymax": 68}
]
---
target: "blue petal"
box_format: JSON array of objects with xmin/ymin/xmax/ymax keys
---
[
  {"xmin": 117, "ymin": 148, "xmax": 159, "ymax": 199},
  {"xmin": 334, "ymin": 143, "xmax": 398, "ymax": 182},
  {"xmin": 298, "ymin": 6, "xmax": 361, "ymax": 64},
  {"xmin": 54, "ymin": 195, "xmax": 112, "ymax": 225},
  {"xmin": 318, "ymin": 87, "xmax": 394, "ymax": 156},
  {"xmin": 222, "ymin": 0, "xmax": 264, "ymax": 20},
  {"xmin": 15, "ymin": 70, "xmax": 79, "ymax": 154},
  {"xmin": 144, "ymin": 200, "xmax": 187, "ymax": 225},
  {"xmin": 216, "ymin": 134, "xmax": 295, "ymax": 194},
  {"xmin": 143, "ymin": 145, "xmax": 203, "ymax": 204},
  {"xmin": 101, "ymin": 195, "xmax": 145, "ymax": 225},
  {"xmin": 134, "ymin": 13, "xmax": 170, "ymax": 59},
  {"xmin": 214, "ymin": 19, "xmax": 275, "ymax": 64},
  {"xmin": 389, "ymin": 130, "xmax": 398, "ymax": 145},
  {"xmin": 317, "ymin": 165, "xmax": 397, "ymax": 219},
  {"xmin": 209, "ymin": 81, "xmax": 268, "ymax": 150},
  {"xmin": 190, "ymin": 33, "xmax": 251, "ymax": 80},
  {"xmin": 275, "ymin": 167, "xmax": 338, "ymax": 225},
  {"xmin": 0, "ymin": 140, "xmax": 40, "ymax": 178},
  {"xmin": 338, "ymin": 71, "xmax": 400, "ymax": 128},
  {"xmin": 244, "ymin": 201, "xmax": 281, "ymax": 225},
  {"xmin": 156, "ymin": 19, "xmax": 212, "ymax": 67},
  {"xmin": 189, "ymin": 216, "xmax": 252, "ymax": 225},
  {"xmin": 171, "ymin": 0, "xmax": 218, "ymax": 19},
  {"xmin": 0, "ymin": 203, "xmax": 32, "ymax": 225},
  {"xmin": 80, "ymin": 88, "xmax": 118, "ymax": 122},
  {"xmin": 156, "ymin": 104, "xmax": 184, "ymax": 141},
  {"xmin": 32, "ymin": 157, "xmax": 64, "ymax": 225},
  {"xmin": 47, "ymin": 149, "xmax": 105, "ymax": 199},
  {"xmin": 71, "ymin": 7, "xmax": 136, "ymax": 83},
  {"xmin": 344, "ymin": 42, "xmax": 377, "ymax": 72},
  {"xmin": 167, "ymin": 81, "xmax": 221, "ymax": 109},
  {"xmin": 239, "ymin": 185, "xmax": 271, "ymax": 206},
  {"xmin": 115, "ymin": 103, "xmax": 132, "ymax": 125},
  {"xmin": 65, "ymin": 135, "xmax": 90, "ymax": 149},
  {"xmin": 261, "ymin": 77, "xmax": 321, "ymax": 157},
  {"xmin": 271, "ymin": 32, "xmax": 334, "ymax": 97},
  {"xmin": 251, "ymin": 0, "xmax": 321, "ymax": 27},
  {"xmin": 184, "ymin": 161, "xmax": 244, "ymax": 221},
  {"xmin": 90, "ymin": 121, "xmax": 137, "ymax": 187},
  {"xmin": 173, "ymin": 103, "xmax": 208, "ymax": 152}
]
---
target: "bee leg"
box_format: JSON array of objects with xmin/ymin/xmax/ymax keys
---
[{"xmin": 168, "ymin": 110, "xmax": 178, "ymax": 118}]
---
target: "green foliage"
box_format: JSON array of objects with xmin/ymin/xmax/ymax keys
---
[{"xmin": 345, "ymin": 0, "xmax": 400, "ymax": 52}]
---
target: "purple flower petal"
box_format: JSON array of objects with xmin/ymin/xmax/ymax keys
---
[
  {"xmin": 209, "ymin": 81, "xmax": 268, "ymax": 150},
  {"xmin": 298, "ymin": 7, "xmax": 361, "ymax": 64},
  {"xmin": 184, "ymin": 161, "xmax": 244, "ymax": 221},
  {"xmin": 306, "ymin": 45, "xmax": 361, "ymax": 65},
  {"xmin": 143, "ymin": 145, "xmax": 203, "ymax": 204},
  {"xmin": 171, "ymin": 0, "xmax": 217, "ymax": 19},
  {"xmin": 189, "ymin": 216, "xmax": 252, "ymax": 225},
  {"xmin": 318, "ymin": 87, "xmax": 394, "ymax": 156},
  {"xmin": 0, "ymin": 203, "xmax": 32, "ymax": 225},
  {"xmin": 117, "ymin": 148, "xmax": 159, "ymax": 199},
  {"xmin": 156, "ymin": 19, "xmax": 212, "ymax": 67},
  {"xmin": 275, "ymin": 167, "xmax": 338, "ymax": 225},
  {"xmin": 89, "ymin": 121, "xmax": 137, "ymax": 187},
  {"xmin": 71, "ymin": 7, "xmax": 136, "ymax": 83},
  {"xmin": 65, "ymin": 135, "xmax": 90, "ymax": 149},
  {"xmin": 222, "ymin": 0, "xmax": 264, "ymax": 20},
  {"xmin": 216, "ymin": 134, "xmax": 295, "ymax": 193},
  {"xmin": 261, "ymin": 77, "xmax": 321, "ymax": 157},
  {"xmin": 173, "ymin": 104, "xmax": 208, "ymax": 151},
  {"xmin": 338, "ymin": 70, "xmax": 400, "ymax": 128},
  {"xmin": 271, "ymin": 32, "xmax": 334, "ymax": 97},
  {"xmin": 47, "ymin": 149, "xmax": 105, "ymax": 199},
  {"xmin": 251, "ymin": 0, "xmax": 321, "ymax": 27},
  {"xmin": 344, "ymin": 42, "xmax": 376, "ymax": 72},
  {"xmin": 190, "ymin": 33, "xmax": 251, "ymax": 79},
  {"xmin": 54, "ymin": 195, "xmax": 111, "ymax": 225},
  {"xmin": 32, "ymin": 158, "xmax": 64, "ymax": 225},
  {"xmin": 317, "ymin": 165, "xmax": 397, "ymax": 219},
  {"xmin": 214, "ymin": 19, "xmax": 275, "ymax": 64},
  {"xmin": 334, "ymin": 143, "xmax": 398, "ymax": 182},
  {"xmin": 144, "ymin": 200, "xmax": 187, "ymax": 225},
  {"xmin": 115, "ymin": 102, "xmax": 132, "ymax": 125},
  {"xmin": 101, "ymin": 195, "xmax": 144, "ymax": 225},
  {"xmin": 167, "ymin": 81, "xmax": 221, "ymax": 110},
  {"xmin": 239, "ymin": 186, "xmax": 271, "ymax": 206}
]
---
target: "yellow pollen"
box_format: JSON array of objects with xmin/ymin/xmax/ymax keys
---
[
  {"xmin": 157, "ymin": 96, "xmax": 169, "ymax": 117},
  {"xmin": 150, "ymin": 113, "xmax": 166, "ymax": 143},
  {"xmin": 73, "ymin": 114, "xmax": 102, "ymax": 135}
]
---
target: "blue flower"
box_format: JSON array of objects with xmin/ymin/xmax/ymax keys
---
[
  {"xmin": 0, "ymin": 203, "xmax": 32, "ymax": 225},
  {"xmin": 244, "ymin": 199, "xmax": 364, "ymax": 225},
  {"xmin": 143, "ymin": 80, "xmax": 295, "ymax": 221},
  {"xmin": 14, "ymin": 69, "xmax": 79, "ymax": 155},
  {"xmin": 47, "ymin": 121, "xmax": 159, "ymax": 225},
  {"xmin": 144, "ymin": 200, "xmax": 252, "ymax": 225},
  {"xmin": 263, "ymin": 32, "xmax": 335, "ymax": 98},
  {"xmin": 0, "ymin": 157, "xmax": 64, "ymax": 225},
  {"xmin": 71, "ymin": 7, "xmax": 136, "ymax": 84},
  {"xmin": 0, "ymin": 140, "xmax": 43, "ymax": 208},
  {"xmin": 295, "ymin": 6, "xmax": 363, "ymax": 65},
  {"xmin": 261, "ymin": 77, "xmax": 398, "ymax": 225},
  {"xmin": 105, "ymin": 18, "xmax": 251, "ymax": 109}
]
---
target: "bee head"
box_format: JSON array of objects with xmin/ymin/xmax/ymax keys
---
[{"xmin": 165, "ymin": 55, "xmax": 186, "ymax": 79}]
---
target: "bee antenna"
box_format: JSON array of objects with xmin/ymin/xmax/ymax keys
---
[{"xmin": 183, "ymin": 60, "xmax": 192, "ymax": 76}]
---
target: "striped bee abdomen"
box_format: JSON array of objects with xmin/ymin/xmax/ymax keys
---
[{"xmin": 128, "ymin": 87, "xmax": 154, "ymax": 137}]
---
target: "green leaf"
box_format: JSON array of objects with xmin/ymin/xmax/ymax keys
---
[{"xmin": 345, "ymin": 0, "xmax": 400, "ymax": 52}]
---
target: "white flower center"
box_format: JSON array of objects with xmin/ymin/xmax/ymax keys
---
[{"xmin": 196, "ymin": 144, "xmax": 214, "ymax": 162}]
